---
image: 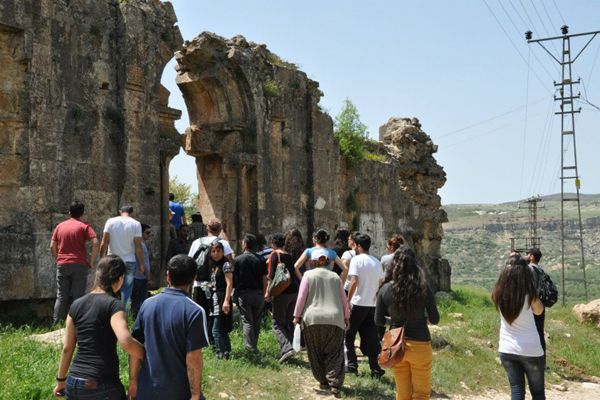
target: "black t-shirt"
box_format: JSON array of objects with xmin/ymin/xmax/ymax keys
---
[
  {"xmin": 374, "ymin": 283, "xmax": 440, "ymax": 341},
  {"xmin": 68, "ymin": 293, "xmax": 125, "ymax": 382},
  {"xmin": 211, "ymin": 258, "xmax": 234, "ymax": 293},
  {"xmin": 268, "ymin": 251, "xmax": 299, "ymax": 295},
  {"xmin": 234, "ymin": 252, "xmax": 267, "ymax": 292}
]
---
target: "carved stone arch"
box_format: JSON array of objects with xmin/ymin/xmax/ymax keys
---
[{"xmin": 175, "ymin": 33, "xmax": 259, "ymax": 250}]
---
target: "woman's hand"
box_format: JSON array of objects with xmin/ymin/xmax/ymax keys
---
[
  {"xmin": 53, "ymin": 381, "xmax": 66, "ymax": 397},
  {"xmin": 222, "ymin": 301, "xmax": 231, "ymax": 315},
  {"xmin": 293, "ymin": 317, "xmax": 301, "ymax": 325}
]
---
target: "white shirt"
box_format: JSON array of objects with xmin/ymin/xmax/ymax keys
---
[
  {"xmin": 103, "ymin": 216, "xmax": 142, "ymax": 262},
  {"xmin": 348, "ymin": 253, "xmax": 384, "ymax": 307},
  {"xmin": 498, "ymin": 296, "xmax": 544, "ymax": 357},
  {"xmin": 341, "ymin": 250, "xmax": 356, "ymax": 290},
  {"xmin": 188, "ymin": 236, "xmax": 233, "ymax": 258}
]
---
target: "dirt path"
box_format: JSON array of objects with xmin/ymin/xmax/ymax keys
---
[{"xmin": 452, "ymin": 381, "xmax": 600, "ymax": 400}]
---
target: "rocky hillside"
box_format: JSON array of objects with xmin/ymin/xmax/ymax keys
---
[{"xmin": 441, "ymin": 194, "xmax": 600, "ymax": 302}]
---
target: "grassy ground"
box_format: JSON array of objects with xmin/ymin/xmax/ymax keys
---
[{"xmin": 1, "ymin": 286, "xmax": 599, "ymax": 399}]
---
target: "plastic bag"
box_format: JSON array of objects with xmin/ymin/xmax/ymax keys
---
[{"xmin": 292, "ymin": 323, "xmax": 302, "ymax": 352}]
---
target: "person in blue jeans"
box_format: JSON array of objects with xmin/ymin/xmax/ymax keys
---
[
  {"xmin": 132, "ymin": 223, "xmax": 152, "ymax": 318},
  {"xmin": 492, "ymin": 254, "xmax": 545, "ymax": 400},
  {"xmin": 53, "ymin": 255, "xmax": 144, "ymax": 400},
  {"xmin": 208, "ymin": 241, "xmax": 234, "ymax": 359}
]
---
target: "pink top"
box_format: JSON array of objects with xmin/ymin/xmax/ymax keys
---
[{"xmin": 294, "ymin": 277, "xmax": 350, "ymax": 320}]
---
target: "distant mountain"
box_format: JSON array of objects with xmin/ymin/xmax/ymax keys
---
[{"xmin": 441, "ymin": 194, "xmax": 600, "ymax": 302}]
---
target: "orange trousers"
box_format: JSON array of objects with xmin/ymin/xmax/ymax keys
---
[{"xmin": 391, "ymin": 340, "xmax": 433, "ymax": 400}]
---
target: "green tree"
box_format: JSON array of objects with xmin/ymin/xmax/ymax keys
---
[
  {"xmin": 334, "ymin": 98, "xmax": 368, "ymax": 166},
  {"xmin": 169, "ymin": 175, "xmax": 198, "ymax": 216}
]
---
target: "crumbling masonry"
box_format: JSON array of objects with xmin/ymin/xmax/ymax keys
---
[{"xmin": 0, "ymin": 0, "xmax": 449, "ymax": 304}]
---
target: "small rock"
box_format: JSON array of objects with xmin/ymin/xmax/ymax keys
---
[
  {"xmin": 572, "ymin": 299, "xmax": 600, "ymax": 326},
  {"xmin": 582, "ymin": 382, "xmax": 600, "ymax": 390},
  {"xmin": 564, "ymin": 333, "xmax": 571, "ymax": 338},
  {"xmin": 448, "ymin": 312, "xmax": 464, "ymax": 320},
  {"xmin": 551, "ymin": 384, "xmax": 568, "ymax": 392},
  {"xmin": 460, "ymin": 381, "xmax": 470, "ymax": 390},
  {"xmin": 218, "ymin": 393, "xmax": 229, "ymax": 399},
  {"xmin": 431, "ymin": 335, "xmax": 449, "ymax": 349},
  {"xmin": 465, "ymin": 350, "xmax": 473, "ymax": 357}
]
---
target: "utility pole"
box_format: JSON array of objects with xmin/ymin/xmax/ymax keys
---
[
  {"xmin": 526, "ymin": 26, "xmax": 598, "ymax": 304},
  {"xmin": 518, "ymin": 195, "xmax": 544, "ymax": 250}
]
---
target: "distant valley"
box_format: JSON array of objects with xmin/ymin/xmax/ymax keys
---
[{"xmin": 441, "ymin": 194, "xmax": 600, "ymax": 302}]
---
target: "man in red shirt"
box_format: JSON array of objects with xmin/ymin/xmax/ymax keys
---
[{"xmin": 50, "ymin": 201, "xmax": 99, "ymax": 324}]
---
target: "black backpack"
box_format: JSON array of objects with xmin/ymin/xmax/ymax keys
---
[
  {"xmin": 192, "ymin": 237, "xmax": 219, "ymax": 282},
  {"xmin": 532, "ymin": 265, "xmax": 558, "ymax": 308}
]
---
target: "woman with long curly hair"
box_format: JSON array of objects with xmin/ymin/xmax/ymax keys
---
[
  {"xmin": 374, "ymin": 246, "xmax": 439, "ymax": 400},
  {"xmin": 53, "ymin": 255, "xmax": 144, "ymax": 399},
  {"xmin": 492, "ymin": 254, "xmax": 545, "ymax": 400}
]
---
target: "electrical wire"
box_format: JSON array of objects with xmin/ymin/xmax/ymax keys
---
[
  {"xmin": 519, "ymin": 47, "xmax": 531, "ymax": 199},
  {"xmin": 496, "ymin": 0, "xmax": 558, "ymax": 79},
  {"xmin": 436, "ymin": 96, "xmax": 547, "ymax": 139},
  {"xmin": 552, "ymin": 0, "xmax": 567, "ymax": 26},
  {"xmin": 540, "ymin": 0, "xmax": 560, "ymax": 32},
  {"xmin": 483, "ymin": 0, "xmax": 553, "ymax": 92},
  {"xmin": 529, "ymin": 0, "xmax": 561, "ymax": 58}
]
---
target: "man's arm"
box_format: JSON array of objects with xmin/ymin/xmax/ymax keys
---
[
  {"xmin": 186, "ymin": 348, "xmax": 203, "ymax": 400},
  {"xmin": 50, "ymin": 240, "xmax": 58, "ymax": 259},
  {"xmin": 347, "ymin": 275, "xmax": 358, "ymax": 304},
  {"xmin": 99, "ymin": 232, "xmax": 110, "ymax": 257},
  {"xmin": 89, "ymin": 238, "xmax": 99, "ymax": 269},
  {"xmin": 134, "ymin": 237, "xmax": 145, "ymax": 274}
]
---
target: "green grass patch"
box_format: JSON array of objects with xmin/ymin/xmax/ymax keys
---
[{"xmin": 2, "ymin": 287, "xmax": 599, "ymax": 399}]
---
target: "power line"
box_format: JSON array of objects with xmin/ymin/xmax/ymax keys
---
[
  {"xmin": 483, "ymin": 0, "xmax": 553, "ymax": 92},
  {"xmin": 497, "ymin": 0, "xmax": 558, "ymax": 78},
  {"xmin": 519, "ymin": 47, "xmax": 531, "ymax": 199},
  {"xmin": 437, "ymin": 96, "xmax": 546, "ymax": 139},
  {"xmin": 552, "ymin": 0, "xmax": 567, "ymax": 26},
  {"xmin": 540, "ymin": 0, "xmax": 560, "ymax": 32}
]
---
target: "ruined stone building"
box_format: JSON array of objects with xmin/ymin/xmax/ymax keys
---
[{"xmin": 0, "ymin": 0, "xmax": 449, "ymax": 305}]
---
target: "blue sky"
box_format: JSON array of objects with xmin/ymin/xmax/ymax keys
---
[{"xmin": 162, "ymin": 0, "xmax": 600, "ymax": 205}]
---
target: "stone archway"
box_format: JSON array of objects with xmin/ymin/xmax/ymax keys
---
[{"xmin": 175, "ymin": 33, "xmax": 260, "ymax": 251}]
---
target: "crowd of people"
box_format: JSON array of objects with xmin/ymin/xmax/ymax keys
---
[{"xmin": 49, "ymin": 197, "xmax": 550, "ymax": 400}]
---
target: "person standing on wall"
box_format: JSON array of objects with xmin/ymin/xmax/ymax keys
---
[
  {"xmin": 100, "ymin": 205, "xmax": 145, "ymax": 312},
  {"xmin": 233, "ymin": 233, "xmax": 268, "ymax": 352},
  {"xmin": 50, "ymin": 201, "xmax": 99, "ymax": 324},
  {"xmin": 345, "ymin": 233, "xmax": 386, "ymax": 378},
  {"xmin": 187, "ymin": 213, "xmax": 206, "ymax": 242}
]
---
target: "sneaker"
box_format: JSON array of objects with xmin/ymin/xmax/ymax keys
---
[
  {"xmin": 331, "ymin": 387, "xmax": 341, "ymax": 397},
  {"xmin": 370, "ymin": 368, "xmax": 385, "ymax": 379},
  {"xmin": 279, "ymin": 350, "xmax": 295, "ymax": 363}
]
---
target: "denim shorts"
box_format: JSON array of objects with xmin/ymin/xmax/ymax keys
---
[{"xmin": 65, "ymin": 376, "xmax": 126, "ymax": 400}]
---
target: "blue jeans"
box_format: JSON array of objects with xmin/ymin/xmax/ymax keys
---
[
  {"xmin": 65, "ymin": 376, "xmax": 125, "ymax": 400},
  {"xmin": 120, "ymin": 262, "xmax": 136, "ymax": 311},
  {"xmin": 131, "ymin": 278, "xmax": 147, "ymax": 318},
  {"xmin": 212, "ymin": 313, "xmax": 232, "ymax": 355},
  {"xmin": 499, "ymin": 352, "xmax": 545, "ymax": 400}
]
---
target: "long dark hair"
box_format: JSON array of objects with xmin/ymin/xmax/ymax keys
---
[
  {"xmin": 284, "ymin": 228, "xmax": 305, "ymax": 262},
  {"xmin": 390, "ymin": 246, "xmax": 427, "ymax": 314},
  {"xmin": 208, "ymin": 241, "xmax": 226, "ymax": 269},
  {"xmin": 491, "ymin": 255, "xmax": 537, "ymax": 324},
  {"xmin": 94, "ymin": 255, "xmax": 126, "ymax": 297}
]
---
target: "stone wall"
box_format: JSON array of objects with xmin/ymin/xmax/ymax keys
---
[
  {"xmin": 0, "ymin": 7, "xmax": 450, "ymax": 303},
  {"xmin": 177, "ymin": 33, "xmax": 450, "ymax": 291},
  {"xmin": 0, "ymin": 0, "xmax": 182, "ymax": 301}
]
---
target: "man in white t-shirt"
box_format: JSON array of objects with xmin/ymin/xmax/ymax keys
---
[
  {"xmin": 345, "ymin": 233, "xmax": 385, "ymax": 378},
  {"xmin": 100, "ymin": 205, "xmax": 145, "ymax": 311}
]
